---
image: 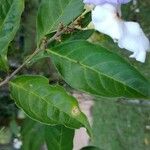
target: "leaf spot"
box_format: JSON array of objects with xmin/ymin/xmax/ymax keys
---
[{"xmin": 71, "ymin": 106, "xmax": 80, "ymax": 117}]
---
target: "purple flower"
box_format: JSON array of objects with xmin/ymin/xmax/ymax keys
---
[{"xmin": 83, "ymin": 0, "xmax": 131, "ymax": 5}]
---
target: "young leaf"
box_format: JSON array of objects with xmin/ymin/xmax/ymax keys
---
[
  {"xmin": 36, "ymin": 0, "xmax": 84, "ymax": 43},
  {"xmin": 0, "ymin": 0, "xmax": 24, "ymax": 71},
  {"xmin": 45, "ymin": 125, "xmax": 74, "ymax": 150},
  {"xmin": 10, "ymin": 75, "xmax": 91, "ymax": 136},
  {"xmin": 47, "ymin": 40, "xmax": 150, "ymax": 99}
]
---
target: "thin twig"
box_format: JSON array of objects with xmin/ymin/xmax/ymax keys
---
[
  {"xmin": 0, "ymin": 48, "xmax": 40, "ymax": 87},
  {"xmin": 0, "ymin": 9, "xmax": 84, "ymax": 88},
  {"xmin": 47, "ymin": 26, "xmax": 68, "ymax": 45},
  {"xmin": 0, "ymin": 25, "xmax": 69, "ymax": 87}
]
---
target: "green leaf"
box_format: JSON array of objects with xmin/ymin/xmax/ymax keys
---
[
  {"xmin": 10, "ymin": 75, "xmax": 91, "ymax": 136},
  {"xmin": 47, "ymin": 40, "xmax": 150, "ymax": 99},
  {"xmin": 36, "ymin": 0, "xmax": 84, "ymax": 43},
  {"xmin": 21, "ymin": 118, "xmax": 45, "ymax": 150},
  {"xmin": 0, "ymin": 0, "xmax": 24, "ymax": 71},
  {"xmin": 45, "ymin": 125, "xmax": 74, "ymax": 150},
  {"xmin": 28, "ymin": 30, "xmax": 94, "ymax": 65},
  {"xmin": 21, "ymin": 118, "xmax": 75, "ymax": 150}
]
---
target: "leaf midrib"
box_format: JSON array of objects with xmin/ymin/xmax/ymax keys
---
[
  {"xmin": 48, "ymin": 49, "xmax": 147, "ymax": 98},
  {"xmin": 11, "ymin": 82, "xmax": 85, "ymax": 128}
]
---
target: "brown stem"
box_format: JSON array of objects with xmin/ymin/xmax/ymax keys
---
[
  {"xmin": 0, "ymin": 25, "xmax": 69, "ymax": 87},
  {"xmin": 0, "ymin": 48, "xmax": 40, "ymax": 87}
]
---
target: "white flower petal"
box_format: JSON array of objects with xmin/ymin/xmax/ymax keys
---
[
  {"xmin": 135, "ymin": 51, "xmax": 146, "ymax": 63},
  {"xmin": 91, "ymin": 3, "xmax": 150, "ymax": 63},
  {"xmin": 118, "ymin": 21, "xmax": 150, "ymax": 63},
  {"xmin": 92, "ymin": 4, "xmax": 124, "ymax": 40}
]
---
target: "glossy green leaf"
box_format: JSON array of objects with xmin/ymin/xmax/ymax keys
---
[
  {"xmin": 47, "ymin": 40, "xmax": 150, "ymax": 99},
  {"xmin": 36, "ymin": 0, "xmax": 84, "ymax": 43},
  {"xmin": 0, "ymin": 0, "xmax": 24, "ymax": 71},
  {"xmin": 10, "ymin": 75, "xmax": 91, "ymax": 136},
  {"xmin": 45, "ymin": 125, "xmax": 74, "ymax": 150}
]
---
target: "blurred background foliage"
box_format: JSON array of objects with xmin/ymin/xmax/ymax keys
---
[{"xmin": 0, "ymin": 0, "xmax": 150, "ymax": 149}]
